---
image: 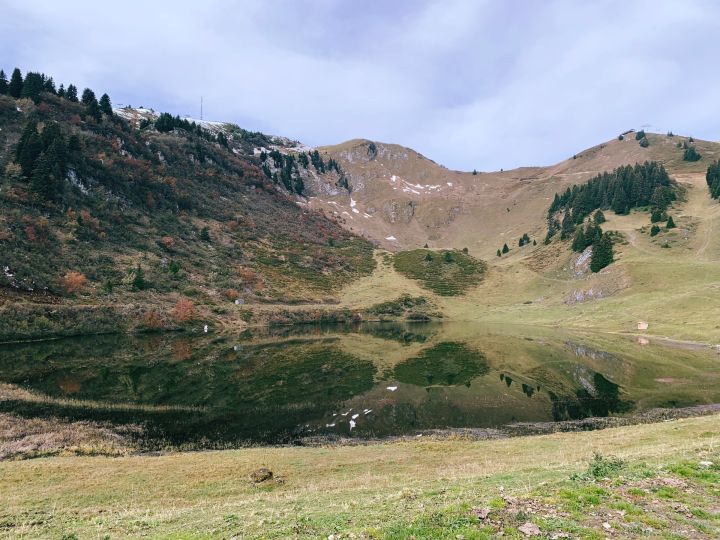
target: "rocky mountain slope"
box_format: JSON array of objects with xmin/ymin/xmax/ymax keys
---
[{"xmin": 303, "ymin": 134, "xmax": 720, "ymax": 258}]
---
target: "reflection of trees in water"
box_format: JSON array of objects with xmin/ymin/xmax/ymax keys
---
[
  {"xmin": 549, "ymin": 373, "xmax": 634, "ymax": 420},
  {"xmin": 393, "ymin": 342, "xmax": 489, "ymax": 387},
  {"xmin": 0, "ymin": 336, "xmax": 376, "ymax": 447}
]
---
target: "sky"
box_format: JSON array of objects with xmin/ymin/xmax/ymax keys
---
[{"xmin": 2, "ymin": 0, "xmax": 719, "ymax": 171}]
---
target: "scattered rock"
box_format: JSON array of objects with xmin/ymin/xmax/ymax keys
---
[
  {"xmin": 699, "ymin": 460, "xmax": 714, "ymax": 468},
  {"xmin": 602, "ymin": 521, "xmax": 611, "ymax": 530},
  {"xmin": 249, "ymin": 468, "xmax": 273, "ymax": 483},
  {"xmin": 550, "ymin": 534, "xmax": 570, "ymax": 539},
  {"xmin": 518, "ymin": 522, "xmax": 541, "ymax": 536},
  {"xmin": 471, "ymin": 506, "xmax": 491, "ymax": 520}
]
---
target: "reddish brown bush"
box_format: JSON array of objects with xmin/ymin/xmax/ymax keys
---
[
  {"xmin": 161, "ymin": 236, "xmax": 175, "ymax": 250},
  {"xmin": 61, "ymin": 271, "xmax": 87, "ymax": 293},
  {"xmin": 172, "ymin": 298, "xmax": 196, "ymax": 323},
  {"xmin": 142, "ymin": 310, "xmax": 164, "ymax": 330},
  {"xmin": 223, "ymin": 288, "xmax": 240, "ymax": 300}
]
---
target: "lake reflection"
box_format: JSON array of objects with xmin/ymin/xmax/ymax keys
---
[{"xmin": 0, "ymin": 322, "xmax": 718, "ymax": 448}]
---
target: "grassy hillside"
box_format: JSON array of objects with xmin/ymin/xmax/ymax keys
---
[
  {"xmin": 1, "ymin": 414, "xmax": 717, "ymax": 538},
  {"xmin": 0, "ymin": 85, "xmax": 374, "ymax": 340},
  {"xmin": 393, "ymin": 249, "xmax": 486, "ymax": 295},
  {"xmin": 311, "ymin": 134, "xmax": 720, "ymax": 259}
]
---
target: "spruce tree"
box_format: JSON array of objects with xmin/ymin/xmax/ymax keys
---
[
  {"xmin": 66, "ymin": 84, "xmax": 79, "ymax": 102},
  {"xmin": 18, "ymin": 132, "xmax": 43, "ymax": 178},
  {"xmin": 593, "ymin": 209, "xmax": 606, "ymax": 224},
  {"xmin": 57, "ymin": 84, "xmax": 65, "ymax": 98},
  {"xmin": 0, "ymin": 70, "xmax": 7, "ymax": 95},
  {"xmin": 666, "ymin": 216, "xmax": 676, "ymax": 229},
  {"xmin": 21, "ymin": 72, "xmax": 44, "ymax": 100},
  {"xmin": 99, "ymin": 93, "xmax": 113, "ymax": 117},
  {"xmin": 650, "ymin": 225, "xmax": 660, "ymax": 237},
  {"xmin": 590, "ymin": 233, "xmax": 614, "ymax": 272},
  {"xmin": 571, "ymin": 227, "xmax": 587, "ymax": 252},
  {"xmin": 650, "ymin": 208, "xmax": 663, "ymax": 223},
  {"xmin": 8, "ymin": 68, "xmax": 23, "ymax": 98},
  {"xmin": 496, "ymin": 249, "xmax": 501, "ymax": 257},
  {"xmin": 502, "ymin": 243, "xmax": 509, "ymax": 254},
  {"xmin": 43, "ymin": 77, "xmax": 56, "ymax": 94},
  {"xmin": 82, "ymin": 88, "xmax": 101, "ymax": 121}
]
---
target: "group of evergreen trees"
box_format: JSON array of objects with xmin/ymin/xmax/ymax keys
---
[
  {"xmin": 569, "ymin": 210, "xmax": 613, "ymax": 272},
  {"xmin": 518, "ymin": 233, "xmax": 532, "ymax": 247},
  {"xmin": 259, "ymin": 150, "xmax": 305, "ymax": 195},
  {"xmin": 0, "ymin": 67, "xmax": 112, "ymax": 122},
  {"xmin": 14, "ymin": 120, "xmax": 79, "ymax": 201},
  {"xmin": 706, "ymin": 160, "xmax": 720, "ymax": 199},
  {"xmin": 150, "ymin": 111, "xmax": 230, "ymax": 148},
  {"xmin": 546, "ymin": 161, "xmax": 674, "ymax": 243}
]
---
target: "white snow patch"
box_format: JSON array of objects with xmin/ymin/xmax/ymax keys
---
[
  {"xmin": 447, "ymin": 182, "xmax": 453, "ymax": 187},
  {"xmin": 390, "ymin": 175, "xmax": 398, "ymax": 182},
  {"xmin": 350, "ymin": 198, "xmax": 359, "ymax": 213},
  {"xmin": 385, "ymin": 236, "xmax": 397, "ymax": 241},
  {"xmin": 387, "ymin": 386, "xmax": 398, "ymax": 392}
]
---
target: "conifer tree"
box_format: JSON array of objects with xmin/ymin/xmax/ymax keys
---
[
  {"xmin": 590, "ymin": 233, "xmax": 614, "ymax": 272},
  {"xmin": 666, "ymin": 216, "xmax": 676, "ymax": 229},
  {"xmin": 650, "ymin": 208, "xmax": 663, "ymax": 223},
  {"xmin": 82, "ymin": 88, "xmax": 101, "ymax": 121},
  {"xmin": 99, "ymin": 93, "xmax": 113, "ymax": 117},
  {"xmin": 0, "ymin": 70, "xmax": 7, "ymax": 95},
  {"xmin": 650, "ymin": 225, "xmax": 660, "ymax": 236},
  {"xmin": 57, "ymin": 84, "xmax": 65, "ymax": 98},
  {"xmin": 43, "ymin": 77, "xmax": 56, "ymax": 94},
  {"xmin": 8, "ymin": 68, "xmax": 23, "ymax": 98},
  {"xmin": 496, "ymin": 249, "xmax": 501, "ymax": 257},
  {"xmin": 502, "ymin": 243, "xmax": 509, "ymax": 254},
  {"xmin": 65, "ymin": 84, "xmax": 79, "ymax": 102},
  {"xmin": 593, "ymin": 209, "xmax": 606, "ymax": 224},
  {"xmin": 571, "ymin": 227, "xmax": 586, "ymax": 252},
  {"xmin": 18, "ymin": 132, "xmax": 42, "ymax": 178},
  {"xmin": 21, "ymin": 72, "xmax": 44, "ymax": 101}
]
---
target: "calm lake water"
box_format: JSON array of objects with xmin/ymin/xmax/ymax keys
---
[{"xmin": 1, "ymin": 322, "xmax": 719, "ymax": 448}]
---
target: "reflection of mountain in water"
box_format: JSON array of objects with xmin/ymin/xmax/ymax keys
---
[
  {"xmin": 549, "ymin": 373, "xmax": 634, "ymax": 420},
  {"xmin": 393, "ymin": 342, "xmax": 489, "ymax": 387},
  {"xmin": 0, "ymin": 335, "xmax": 375, "ymax": 447}
]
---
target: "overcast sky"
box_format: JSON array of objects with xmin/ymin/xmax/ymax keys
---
[{"xmin": 2, "ymin": 0, "xmax": 719, "ymax": 170}]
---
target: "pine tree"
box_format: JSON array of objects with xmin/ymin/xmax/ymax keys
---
[
  {"xmin": 8, "ymin": 68, "xmax": 23, "ymax": 98},
  {"xmin": 666, "ymin": 216, "xmax": 676, "ymax": 229},
  {"xmin": 639, "ymin": 137, "xmax": 649, "ymax": 148},
  {"xmin": 57, "ymin": 84, "xmax": 65, "ymax": 98},
  {"xmin": 571, "ymin": 227, "xmax": 587, "ymax": 252},
  {"xmin": 43, "ymin": 77, "xmax": 56, "ymax": 94},
  {"xmin": 20, "ymin": 72, "xmax": 44, "ymax": 100},
  {"xmin": 650, "ymin": 225, "xmax": 661, "ymax": 237},
  {"xmin": 0, "ymin": 70, "xmax": 7, "ymax": 95},
  {"xmin": 65, "ymin": 84, "xmax": 79, "ymax": 102},
  {"xmin": 99, "ymin": 93, "xmax": 113, "ymax": 117},
  {"xmin": 443, "ymin": 251, "xmax": 454, "ymax": 263},
  {"xmin": 593, "ymin": 210, "xmax": 606, "ymax": 224},
  {"xmin": 82, "ymin": 88, "xmax": 101, "ymax": 121},
  {"xmin": 496, "ymin": 249, "xmax": 501, "ymax": 257},
  {"xmin": 560, "ymin": 211, "xmax": 575, "ymax": 239},
  {"xmin": 590, "ymin": 233, "xmax": 614, "ymax": 272},
  {"xmin": 132, "ymin": 265, "xmax": 147, "ymax": 290},
  {"xmin": 18, "ymin": 131, "xmax": 43, "ymax": 178},
  {"xmin": 425, "ymin": 252, "xmax": 433, "ymax": 261},
  {"xmin": 200, "ymin": 227, "xmax": 211, "ymax": 242},
  {"xmin": 502, "ymin": 243, "xmax": 509, "ymax": 254},
  {"xmin": 683, "ymin": 146, "xmax": 701, "ymax": 162}
]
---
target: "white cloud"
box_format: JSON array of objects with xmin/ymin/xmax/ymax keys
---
[{"xmin": 1, "ymin": 0, "xmax": 718, "ymax": 170}]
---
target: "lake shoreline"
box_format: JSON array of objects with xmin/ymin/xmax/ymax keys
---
[{"xmin": 3, "ymin": 401, "xmax": 719, "ymax": 461}]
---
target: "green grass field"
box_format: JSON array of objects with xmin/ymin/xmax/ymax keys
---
[{"xmin": 1, "ymin": 414, "xmax": 717, "ymax": 539}]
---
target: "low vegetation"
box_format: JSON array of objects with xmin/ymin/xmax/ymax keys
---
[
  {"xmin": 0, "ymin": 415, "xmax": 716, "ymax": 538},
  {"xmin": 0, "ymin": 66, "xmax": 375, "ymax": 340},
  {"xmin": 393, "ymin": 249, "xmax": 485, "ymax": 296}
]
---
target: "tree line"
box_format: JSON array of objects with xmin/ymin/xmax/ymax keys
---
[
  {"xmin": 546, "ymin": 161, "xmax": 675, "ymax": 243},
  {"xmin": 0, "ymin": 67, "xmax": 112, "ymax": 122}
]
